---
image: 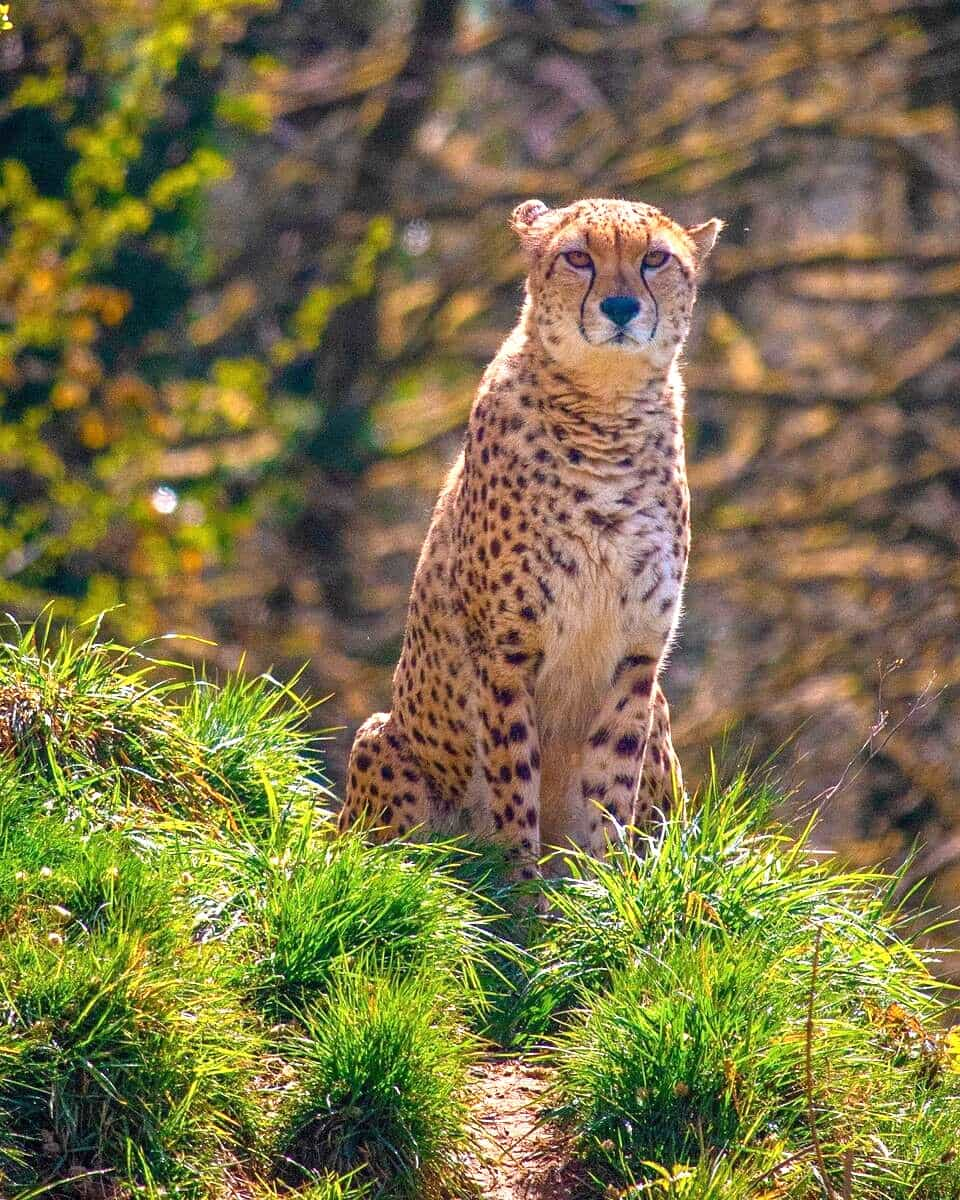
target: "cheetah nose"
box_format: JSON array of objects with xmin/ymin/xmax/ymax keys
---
[{"xmin": 599, "ymin": 295, "xmax": 641, "ymax": 328}]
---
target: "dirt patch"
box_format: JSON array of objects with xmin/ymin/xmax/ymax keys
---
[{"xmin": 464, "ymin": 1057, "xmax": 591, "ymax": 1200}]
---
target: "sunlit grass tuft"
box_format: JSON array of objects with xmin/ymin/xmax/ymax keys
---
[
  {"xmin": 273, "ymin": 969, "xmax": 476, "ymax": 1197},
  {"xmin": 0, "ymin": 611, "xmax": 333, "ymax": 824},
  {"xmin": 543, "ymin": 772, "xmax": 960, "ymax": 1197},
  {"xmin": 528, "ymin": 772, "xmax": 936, "ymax": 1024},
  {"xmin": 0, "ymin": 611, "xmax": 193, "ymax": 809},
  {"xmin": 0, "ymin": 928, "xmax": 259, "ymax": 1191},
  {"xmin": 178, "ymin": 663, "xmax": 334, "ymax": 820},
  {"xmin": 246, "ymin": 833, "xmax": 499, "ymax": 1016},
  {"xmin": 0, "ymin": 786, "xmax": 191, "ymax": 949}
]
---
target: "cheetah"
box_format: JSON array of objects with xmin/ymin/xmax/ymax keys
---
[{"xmin": 340, "ymin": 197, "xmax": 721, "ymax": 879}]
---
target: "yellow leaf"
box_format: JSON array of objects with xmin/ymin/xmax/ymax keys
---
[{"xmin": 945, "ymin": 1026, "xmax": 960, "ymax": 1072}]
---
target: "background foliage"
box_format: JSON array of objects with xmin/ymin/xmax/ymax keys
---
[{"xmin": 3, "ymin": 0, "xmax": 960, "ymax": 957}]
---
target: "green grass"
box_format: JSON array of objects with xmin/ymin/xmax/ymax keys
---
[
  {"xmin": 0, "ymin": 781, "xmax": 187, "ymax": 947},
  {"xmin": 0, "ymin": 611, "xmax": 334, "ymax": 824},
  {"xmin": 0, "ymin": 930, "xmax": 258, "ymax": 1192},
  {"xmin": 540, "ymin": 782, "xmax": 960, "ymax": 1197},
  {"xmin": 248, "ymin": 834, "xmax": 498, "ymax": 1015},
  {"xmin": 0, "ymin": 613, "xmax": 958, "ymax": 1199},
  {"xmin": 273, "ymin": 970, "xmax": 476, "ymax": 1196},
  {"xmin": 0, "ymin": 614, "xmax": 486, "ymax": 1198},
  {"xmin": 0, "ymin": 612, "xmax": 196, "ymax": 808},
  {"xmin": 178, "ymin": 664, "xmax": 327, "ymax": 820}
]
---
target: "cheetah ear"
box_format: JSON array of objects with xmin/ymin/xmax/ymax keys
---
[
  {"xmin": 511, "ymin": 199, "xmax": 552, "ymax": 258},
  {"xmin": 686, "ymin": 217, "xmax": 723, "ymax": 267},
  {"xmin": 511, "ymin": 199, "xmax": 551, "ymax": 230}
]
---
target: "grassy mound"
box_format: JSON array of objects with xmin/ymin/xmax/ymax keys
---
[
  {"xmin": 0, "ymin": 614, "xmax": 957, "ymax": 1199},
  {"xmin": 538, "ymin": 787, "xmax": 960, "ymax": 1197},
  {"xmin": 0, "ymin": 617, "xmax": 486, "ymax": 1198}
]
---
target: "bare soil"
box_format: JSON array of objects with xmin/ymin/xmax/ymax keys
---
[{"xmin": 464, "ymin": 1057, "xmax": 591, "ymax": 1200}]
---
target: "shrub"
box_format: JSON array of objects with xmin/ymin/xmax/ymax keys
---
[{"xmin": 0, "ymin": 0, "xmax": 281, "ymax": 633}]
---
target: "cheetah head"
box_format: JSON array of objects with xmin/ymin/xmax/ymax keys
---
[{"xmin": 512, "ymin": 197, "xmax": 721, "ymax": 382}]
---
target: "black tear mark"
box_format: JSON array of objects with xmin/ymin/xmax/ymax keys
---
[
  {"xmin": 579, "ymin": 264, "xmax": 596, "ymax": 340},
  {"xmin": 640, "ymin": 268, "xmax": 659, "ymax": 341},
  {"xmin": 546, "ymin": 253, "xmax": 561, "ymax": 279}
]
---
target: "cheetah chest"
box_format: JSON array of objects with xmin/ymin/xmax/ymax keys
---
[{"xmin": 533, "ymin": 475, "xmax": 687, "ymax": 742}]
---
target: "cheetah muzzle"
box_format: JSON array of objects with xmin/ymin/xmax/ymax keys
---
[{"xmin": 340, "ymin": 197, "xmax": 722, "ymax": 882}]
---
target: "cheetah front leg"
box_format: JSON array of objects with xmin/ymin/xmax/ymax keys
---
[
  {"xmin": 575, "ymin": 654, "xmax": 681, "ymax": 857},
  {"xmin": 641, "ymin": 682, "xmax": 683, "ymax": 819},
  {"xmin": 474, "ymin": 662, "xmax": 543, "ymax": 882}
]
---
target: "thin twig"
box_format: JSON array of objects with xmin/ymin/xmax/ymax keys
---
[
  {"xmin": 748, "ymin": 1145, "xmax": 816, "ymax": 1190},
  {"xmin": 805, "ymin": 670, "xmax": 943, "ymax": 814}
]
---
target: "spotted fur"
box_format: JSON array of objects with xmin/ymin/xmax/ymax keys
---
[{"xmin": 340, "ymin": 197, "xmax": 721, "ymax": 879}]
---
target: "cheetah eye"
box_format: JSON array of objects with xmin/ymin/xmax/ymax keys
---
[
  {"xmin": 642, "ymin": 249, "xmax": 671, "ymax": 270},
  {"xmin": 563, "ymin": 250, "xmax": 593, "ymax": 270}
]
